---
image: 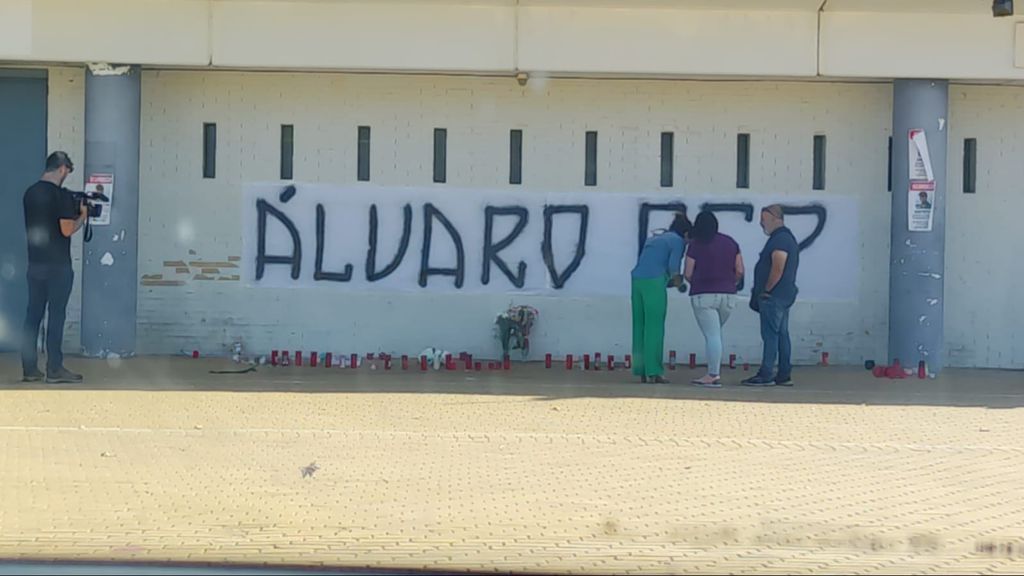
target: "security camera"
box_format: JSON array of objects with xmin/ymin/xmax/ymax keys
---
[
  {"xmin": 515, "ymin": 72, "xmax": 529, "ymax": 87},
  {"xmin": 993, "ymin": 0, "xmax": 1014, "ymax": 17}
]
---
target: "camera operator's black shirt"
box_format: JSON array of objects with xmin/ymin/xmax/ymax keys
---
[{"xmin": 24, "ymin": 181, "xmax": 77, "ymax": 277}]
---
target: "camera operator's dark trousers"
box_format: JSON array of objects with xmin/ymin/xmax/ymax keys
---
[{"xmin": 21, "ymin": 267, "xmax": 74, "ymax": 375}]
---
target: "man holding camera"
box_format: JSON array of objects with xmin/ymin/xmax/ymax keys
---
[{"xmin": 21, "ymin": 151, "xmax": 87, "ymax": 383}]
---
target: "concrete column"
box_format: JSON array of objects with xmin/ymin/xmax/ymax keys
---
[
  {"xmin": 889, "ymin": 79, "xmax": 948, "ymax": 374},
  {"xmin": 81, "ymin": 65, "xmax": 141, "ymax": 357}
]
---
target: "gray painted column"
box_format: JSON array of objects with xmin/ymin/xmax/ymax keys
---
[
  {"xmin": 81, "ymin": 65, "xmax": 141, "ymax": 357},
  {"xmin": 889, "ymin": 79, "xmax": 948, "ymax": 374}
]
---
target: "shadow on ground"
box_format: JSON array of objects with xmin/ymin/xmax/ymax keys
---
[{"xmin": 2, "ymin": 354, "xmax": 1022, "ymax": 409}]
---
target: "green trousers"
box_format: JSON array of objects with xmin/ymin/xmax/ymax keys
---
[{"xmin": 631, "ymin": 276, "xmax": 668, "ymax": 378}]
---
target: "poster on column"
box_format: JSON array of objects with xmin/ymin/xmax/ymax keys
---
[
  {"xmin": 907, "ymin": 129, "xmax": 935, "ymax": 232},
  {"xmin": 241, "ymin": 183, "xmax": 861, "ymax": 302},
  {"xmin": 908, "ymin": 182, "xmax": 935, "ymax": 232},
  {"xmin": 908, "ymin": 129, "xmax": 934, "ymax": 182},
  {"xmin": 85, "ymin": 173, "xmax": 114, "ymax": 226}
]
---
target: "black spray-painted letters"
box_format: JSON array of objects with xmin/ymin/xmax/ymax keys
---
[{"xmin": 254, "ymin": 186, "xmax": 831, "ymax": 289}]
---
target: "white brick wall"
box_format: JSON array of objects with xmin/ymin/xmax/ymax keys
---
[
  {"xmin": 132, "ymin": 71, "xmax": 894, "ymax": 365},
  {"xmin": 34, "ymin": 72, "xmax": 1024, "ymax": 370},
  {"xmin": 946, "ymin": 86, "xmax": 1024, "ymax": 369}
]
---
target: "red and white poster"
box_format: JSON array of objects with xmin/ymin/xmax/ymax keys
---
[
  {"xmin": 907, "ymin": 129, "xmax": 935, "ymax": 232},
  {"xmin": 85, "ymin": 173, "xmax": 113, "ymax": 226}
]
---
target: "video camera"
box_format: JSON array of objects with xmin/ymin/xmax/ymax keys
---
[
  {"xmin": 66, "ymin": 187, "xmax": 109, "ymax": 243},
  {"xmin": 69, "ymin": 190, "xmax": 109, "ymax": 220}
]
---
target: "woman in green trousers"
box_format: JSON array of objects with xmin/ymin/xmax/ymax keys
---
[{"xmin": 631, "ymin": 213, "xmax": 690, "ymax": 383}]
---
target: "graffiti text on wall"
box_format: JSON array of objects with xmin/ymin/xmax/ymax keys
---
[{"xmin": 243, "ymin": 183, "xmax": 858, "ymax": 301}]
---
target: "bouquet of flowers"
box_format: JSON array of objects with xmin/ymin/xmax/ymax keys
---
[{"xmin": 494, "ymin": 304, "xmax": 539, "ymax": 358}]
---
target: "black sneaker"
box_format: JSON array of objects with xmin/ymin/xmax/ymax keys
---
[
  {"xmin": 742, "ymin": 375, "xmax": 776, "ymax": 387},
  {"xmin": 22, "ymin": 369, "xmax": 44, "ymax": 383},
  {"xmin": 775, "ymin": 375, "xmax": 794, "ymax": 387},
  {"xmin": 651, "ymin": 375, "xmax": 670, "ymax": 384},
  {"xmin": 46, "ymin": 368, "xmax": 83, "ymax": 384}
]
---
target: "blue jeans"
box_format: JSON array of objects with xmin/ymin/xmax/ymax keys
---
[{"xmin": 757, "ymin": 296, "xmax": 792, "ymax": 379}]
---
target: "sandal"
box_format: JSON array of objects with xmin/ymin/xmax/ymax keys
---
[{"xmin": 692, "ymin": 376, "xmax": 722, "ymax": 388}]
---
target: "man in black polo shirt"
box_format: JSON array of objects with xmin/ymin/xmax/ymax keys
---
[
  {"xmin": 743, "ymin": 204, "xmax": 800, "ymax": 387},
  {"xmin": 21, "ymin": 151, "xmax": 87, "ymax": 383}
]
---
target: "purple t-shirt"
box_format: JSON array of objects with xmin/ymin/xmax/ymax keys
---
[{"xmin": 687, "ymin": 233, "xmax": 740, "ymax": 296}]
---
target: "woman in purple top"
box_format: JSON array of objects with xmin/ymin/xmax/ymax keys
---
[{"xmin": 684, "ymin": 212, "xmax": 745, "ymax": 387}]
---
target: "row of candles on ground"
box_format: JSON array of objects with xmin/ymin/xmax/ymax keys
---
[
  {"xmin": 257, "ymin": 349, "xmax": 782, "ymax": 372},
  {"xmin": 192, "ymin": 348, "xmax": 931, "ymax": 378}
]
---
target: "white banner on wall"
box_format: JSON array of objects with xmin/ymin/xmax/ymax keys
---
[{"xmin": 241, "ymin": 183, "xmax": 860, "ymax": 302}]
